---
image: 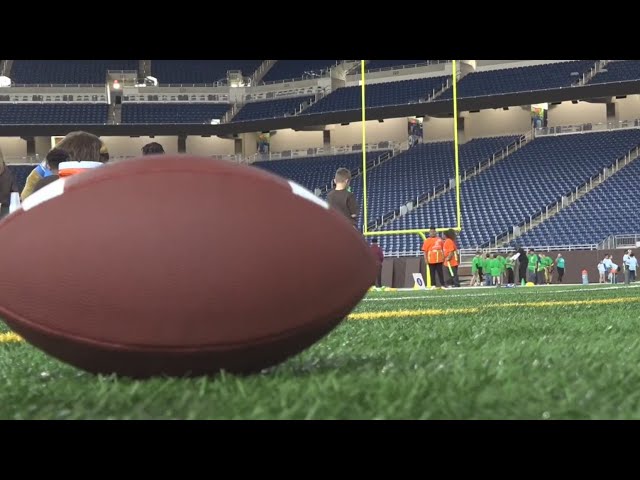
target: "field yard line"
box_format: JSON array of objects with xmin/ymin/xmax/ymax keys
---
[
  {"xmin": 349, "ymin": 296, "xmax": 640, "ymax": 320},
  {"xmin": 363, "ymin": 284, "xmax": 640, "ymax": 302},
  {"xmin": 0, "ymin": 332, "xmax": 23, "ymax": 343}
]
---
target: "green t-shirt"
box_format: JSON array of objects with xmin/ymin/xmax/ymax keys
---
[
  {"xmin": 527, "ymin": 254, "xmax": 538, "ymax": 271},
  {"xmin": 471, "ymin": 256, "xmax": 482, "ymax": 273},
  {"xmin": 505, "ymin": 257, "xmax": 514, "ymax": 270},
  {"xmin": 557, "ymin": 258, "xmax": 565, "ymax": 269},
  {"xmin": 482, "ymin": 257, "xmax": 491, "ymax": 270},
  {"xmin": 490, "ymin": 258, "xmax": 502, "ymax": 277},
  {"xmin": 538, "ymin": 256, "xmax": 552, "ymax": 271}
]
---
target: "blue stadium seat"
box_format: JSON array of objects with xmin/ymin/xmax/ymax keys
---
[
  {"xmin": 11, "ymin": 60, "xmax": 138, "ymax": 84},
  {"xmin": 0, "ymin": 104, "xmax": 108, "ymax": 124},
  {"xmin": 303, "ymin": 76, "xmax": 449, "ymax": 114},
  {"xmin": 262, "ymin": 61, "xmax": 339, "ymax": 83},
  {"xmin": 376, "ymin": 129, "xmax": 640, "ymax": 254},
  {"xmin": 150, "ymin": 60, "xmax": 262, "ymax": 85},
  {"xmin": 438, "ymin": 61, "xmax": 595, "ymax": 99},
  {"xmin": 588, "ymin": 61, "xmax": 640, "ymax": 84},
  {"xmin": 233, "ymin": 96, "xmax": 314, "ymax": 122},
  {"xmin": 121, "ymin": 103, "xmax": 229, "ymax": 124}
]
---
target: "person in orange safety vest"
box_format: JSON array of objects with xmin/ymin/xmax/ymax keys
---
[{"xmin": 421, "ymin": 227, "xmax": 445, "ymax": 288}]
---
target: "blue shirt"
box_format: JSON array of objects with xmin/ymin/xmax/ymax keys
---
[
  {"xmin": 35, "ymin": 163, "xmax": 53, "ymax": 178},
  {"xmin": 626, "ymin": 257, "xmax": 638, "ymax": 272}
]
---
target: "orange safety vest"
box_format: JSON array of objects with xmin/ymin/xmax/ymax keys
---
[
  {"xmin": 422, "ymin": 237, "xmax": 444, "ymax": 264},
  {"xmin": 443, "ymin": 238, "xmax": 459, "ymax": 267}
]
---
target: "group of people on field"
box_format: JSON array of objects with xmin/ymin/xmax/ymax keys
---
[
  {"xmin": 598, "ymin": 250, "xmax": 637, "ymax": 284},
  {"xmin": 469, "ymin": 249, "xmax": 564, "ymax": 287}
]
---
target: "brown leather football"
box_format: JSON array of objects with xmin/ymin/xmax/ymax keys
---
[{"xmin": 0, "ymin": 155, "xmax": 376, "ymax": 378}]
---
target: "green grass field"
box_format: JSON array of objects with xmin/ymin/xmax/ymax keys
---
[{"xmin": 1, "ymin": 283, "xmax": 640, "ymax": 420}]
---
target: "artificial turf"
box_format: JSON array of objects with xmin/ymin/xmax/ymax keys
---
[{"xmin": 1, "ymin": 283, "xmax": 639, "ymax": 419}]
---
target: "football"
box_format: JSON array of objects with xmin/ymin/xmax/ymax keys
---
[{"xmin": 0, "ymin": 155, "xmax": 376, "ymax": 378}]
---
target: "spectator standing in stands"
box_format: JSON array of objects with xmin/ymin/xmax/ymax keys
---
[
  {"xmin": 370, "ymin": 238, "xmax": 384, "ymax": 288},
  {"xmin": 327, "ymin": 168, "xmax": 359, "ymax": 228},
  {"xmin": 555, "ymin": 254, "xmax": 565, "ymax": 283},
  {"xmin": 0, "ymin": 150, "xmax": 19, "ymax": 219},
  {"xmin": 142, "ymin": 142, "xmax": 165, "ymax": 156},
  {"xmin": 32, "ymin": 148, "xmax": 69, "ymax": 194},
  {"xmin": 627, "ymin": 253, "xmax": 637, "ymax": 283},
  {"xmin": 422, "ymin": 227, "xmax": 445, "ymax": 288}
]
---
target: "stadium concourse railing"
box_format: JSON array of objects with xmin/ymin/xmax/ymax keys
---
[
  {"xmin": 361, "ymin": 60, "xmax": 450, "ymax": 75},
  {"xmin": 258, "ymin": 61, "xmax": 343, "ymax": 86},
  {"xmin": 366, "ymin": 133, "xmax": 529, "ymax": 232},
  {"xmin": 488, "ymin": 130, "xmax": 640, "ymax": 249},
  {"xmin": 598, "ymin": 234, "xmax": 640, "ymax": 250}
]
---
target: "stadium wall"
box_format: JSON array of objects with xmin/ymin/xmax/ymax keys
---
[
  {"xmin": 423, "ymin": 116, "xmax": 454, "ymax": 141},
  {"xmin": 0, "ymin": 137, "xmax": 26, "ymax": 158},
  {"xmin": 547, "ymin": 101, "xmax": 606, "ymax": 126},
  {"xmin": 328, "ymin": 118, "xmax": 407, "ymax": 145},
  {"xmin": 269, "ymin": 129, "xmax": 324, "ymax": 151},
  {"xmin": 187, "ymin": 136, "xmax": 235, "ymax": 156},
  {"xmin": 464, "ymin": 108, "xmax": 531, "ymax": 138},
  {"xmin": 615, "ymin": 95, "xmax": 640, "ymax": 122},
  {"xmin": 101, "ymin": 136, "xmax": 180, "ymax": 157}
]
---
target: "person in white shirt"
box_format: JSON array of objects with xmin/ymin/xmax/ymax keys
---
[
  {"xmin": 623, "ymin": 250, "xmax": 632, "ymax": 284},
  {"xmin": 610, "ymin": 262, "xmax": 619, "ymax": 284},
  {"xmin": 626, "ymin": 253, "xmax": 637, "ymax": 284},
  {"xmin": 603, "ymin": 255, "xmax": 613, "ymax": 279},
  {"xmin": 597, "ymin": 261, "xmax": 606, "ymax": 283}
]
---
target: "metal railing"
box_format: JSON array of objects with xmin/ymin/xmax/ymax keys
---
[
  {"xmin": 245, "ymin": 141, "xmax": 402, "ymax": 164},
  {"xmin": 535, "ymin": 119, "xmax": 640, "ymax": 137},
  {"xmin": 356, "ymin": 60, "xmax": 450, "ymax": 75},
  {"xmin": 6, "ymin": 83, "xmax": 104, "ymax": 88},
  {"xmin": 259, "ymin": 61, "xmax": 342, "ymax": 86},
  {"xmin": 599, "ymin": 234, "xmax": 640, "ymax": 250}
]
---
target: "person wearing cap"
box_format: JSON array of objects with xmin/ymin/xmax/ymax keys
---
[{"xmin": 0, "ymin": 147, "xmax": 19, "ymax": 219}]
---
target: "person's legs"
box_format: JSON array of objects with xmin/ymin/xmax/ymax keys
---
[
  {"xmin": 452, "ymin": 266, "xmax": 460, "ymax": 287},
  {"xmin": 428, "ymin": 264, "xmax": 437, "ymax": 287},
  {"xmin": 558, "ymin": 267, "xmax": 564, "ymax": 283},
  {"xmin": 435, "ymin": 263, "xmax": 445, "ymax": 287}
]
